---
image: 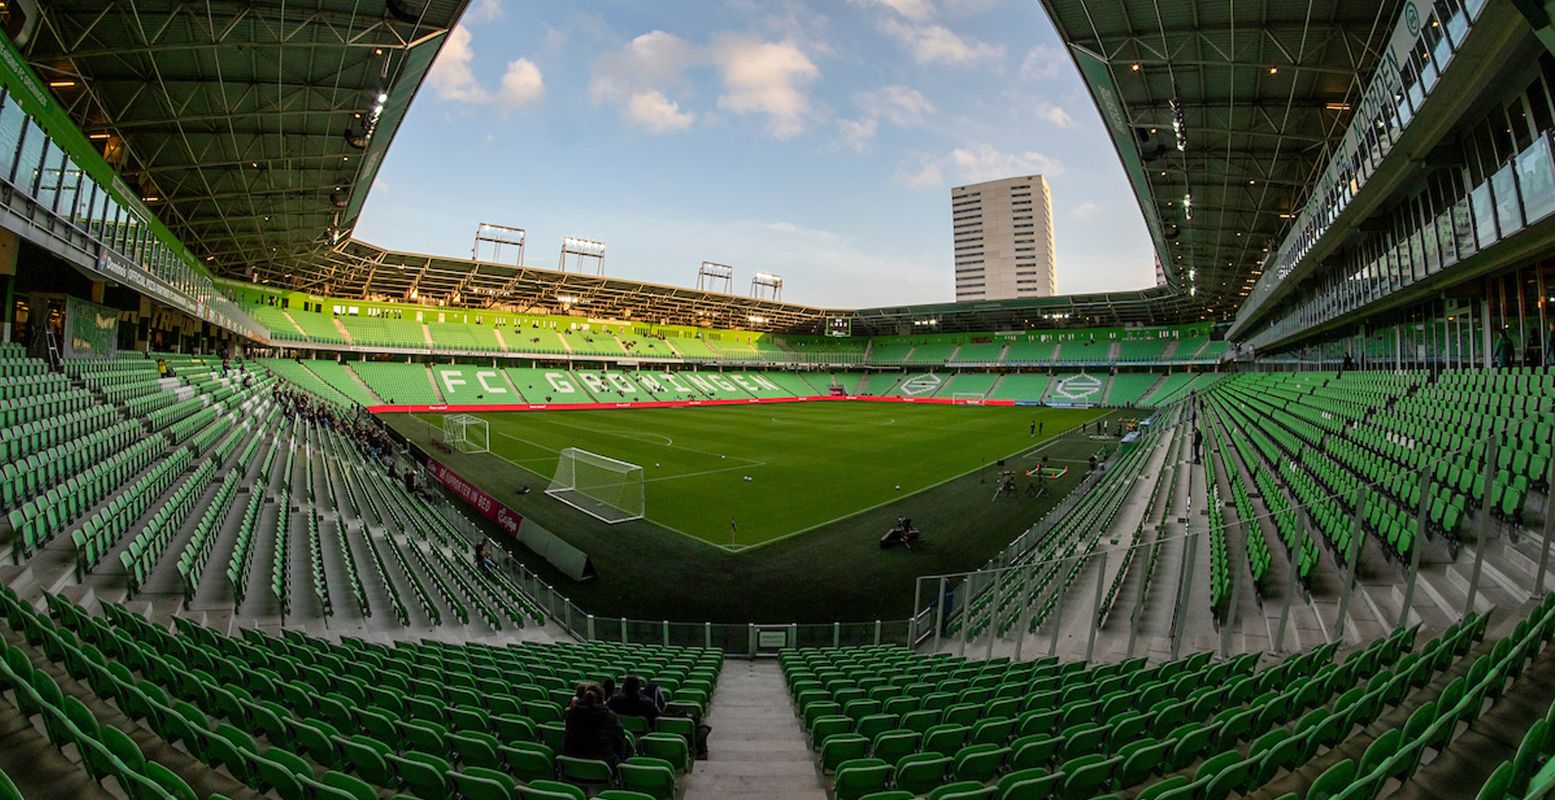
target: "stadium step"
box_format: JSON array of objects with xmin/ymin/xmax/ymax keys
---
[
  {"xmin": 278, "ymin": 310, "xmax": 311, "ymax": 337},
  {"xmin": 0, "ymin": 620, "xmax": 267, "ymax": 800},
  {"xmin": 683, "ymin": 659, "xmax": 824, "ymax": 800},
  {"xmin": 0, "ymin": 686, "xmax": 118, "ymax": 800},
  {"xmin": 339, "ymin": 365, "xmax": 382, "ymax": 404},
  {"xmin": 332, "ymin": 316, "xmax": 355, "ymax": 345},
  {"xmin": 1394, "ymin": 619, "xmax": 1555, "ymax": 800}
]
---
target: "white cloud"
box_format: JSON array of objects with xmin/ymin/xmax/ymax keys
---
[
  {"xmin": 942, "ymin": 0, "xmax": 1004, "ymax": 14},
  {"xmin": 498, "ymin": 58, "xmax": 546, "ymax": 108},
  {"xmin": 880, "ymin": 19, "xmax": 1003, "ymax": 67},
  {"xmin": 897, "ymin": 161, "xmax": 943, "ymax": 188},
  {"xmin": 428, "ymin": 24, "xmax": 542, "ymax": 111},
  {"xmin": 1072, "ymin": 201, "xmax": 1100, "ymax": 220},
  {"xmin": 897, "ymin": 143, "xmax": 1064, "ymax": 188},
  {"xmin": 589, "ymin": 31, "xmax": 701, "ymax": 132},
  {"xmin": 838, "ymin": 85, "xmax": 935, "ymax": 150},
  {"xmin": 1019, "ymin": 44, "xmax": 1064, "ymax": 81},
  {"xmin": 625, "ymin": 90, "xmax": 695, "ymax": 133},
  {"xmin": 949, "ymin": 143, "xmax": 1063, "ymax": 179},
  {"xmin": 838, "ymin": 116, "xmax": 879, "ymax": 150},
  {"xmin": 1038, "ymin": 102, "xmax": 1075, "ymax": 128},
  {"xmin": 428, "ymin": 26, "xmax": 489, "ymax": 103},
  {"xmin": 464, "ymin": 0, "xmax": 503, "ymax": 24},
  {"xmin": 854, "ymin": 0, "xmax": 938, "ymax": 21},
  {"xmin": 864, "ymin": 85, "xmax": 935, "ymax": 125},
  {"xmin": 588, "ymin": 31, "xmax": 699, "ymax": 105},
  {"xmin": 710, "ymin": 35, "xmax": 820, "ymax": 139}
]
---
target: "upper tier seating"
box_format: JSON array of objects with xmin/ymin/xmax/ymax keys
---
[
  {"xmin": 1116, "ymin": 337, "xmax": 1173, "ymax": 362},
  {"xmin": 288, "ymin": 310, "xmax": 348, "ymax": 344},
  {"xmin": 338, "ymin": 315, "xmax": 427, "ymax": 349}
]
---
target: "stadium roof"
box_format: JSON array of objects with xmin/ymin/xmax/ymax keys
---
[
  {"xmin": 21, "ymin": 0, "xmax": 1407, "ymax": 337},
  {"xmin": 235, "ymin": 238, "xmax": 1205, "ymax": 335},
  {"xmin": 1039, "ymin": 0, "xmax": 1399, "ymax": 315},
  {"xmin": 19, "ymin": 0, "xmax": 466, "ymax": 282}
]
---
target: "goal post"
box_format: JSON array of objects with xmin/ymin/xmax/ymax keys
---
[
  {"xmin": 546, "ymin": 448, "xmax": 645, "ymax": 524},
  {"xmin": 952, "ymin": 392, "xmax": 986, "ymax": 406},
  {"xmin": 442, "ymin": 414, "xmax": 489, "ymax": 454}
]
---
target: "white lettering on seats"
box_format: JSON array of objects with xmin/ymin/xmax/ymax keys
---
[
  {"xmin": 544, "ymin": 372, "xmax": 576, "ymax": 393},
  {"xmin": 606, "ymin": 373, "xmax": 638, "ymax": 394},
  {"xmin": 476, "ymin": 371, "xmax": 506, "ymax": 393},
  {"xmin": 577, "ymin": 372, "xmax": 608, "ymax": 395}
]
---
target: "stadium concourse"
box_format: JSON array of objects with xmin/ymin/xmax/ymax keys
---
[{"xmin": 7, "ymin": 0, "xmax": 1555, "ymax": 798}]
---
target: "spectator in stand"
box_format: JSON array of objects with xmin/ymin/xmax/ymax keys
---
[
  {"xmin": 608, "ymin": 675, "xmax": 661, "ymax": 724},
  {"xmin": 564, "ymin": 683, "xmax": 632, "ymax": 767}
]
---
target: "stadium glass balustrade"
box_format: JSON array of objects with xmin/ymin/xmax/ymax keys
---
[
  {"xmin": 1241, "ymin": 0, "xmax": 1484, "ymax": 326},
  {"xmin": 1247, "ymin": 129, "xmax": 1555, "ymax": 350}
]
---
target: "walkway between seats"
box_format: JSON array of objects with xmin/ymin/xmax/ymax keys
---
[{"xmin": 683, "ymin": 659, "xmax": 826, "ymax": 800}]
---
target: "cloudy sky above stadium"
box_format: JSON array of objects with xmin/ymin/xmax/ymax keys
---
[{"xmin": 356, "ymin": 0, "xmax": 1156, "ymax": 308}]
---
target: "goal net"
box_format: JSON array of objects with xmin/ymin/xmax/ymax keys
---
[
  {"xmin": 545, "ymin": 448, "xmax": 645, "ymax": 524},
  {"xmin": 442, "ymin": 414, "xmax": 490, "ymax": 454},
  {"xmin": 952, "ymin": 392, "xmax": 986, "ymax": 406}
]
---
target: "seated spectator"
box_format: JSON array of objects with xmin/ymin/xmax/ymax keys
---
[
  {"xmin": 608, "ymin": 675, "xmax": 661, "ymax": 724},
  {"xmin": 564, "ymin": 683, "xmax": 631, "ymax": 766}
]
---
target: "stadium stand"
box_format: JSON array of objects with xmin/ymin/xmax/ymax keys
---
[
  {"xmin": 338, "ymin": 314, "xmax": 427, "ymax": 350},
  {"xmin": 348, "ymin": 362, "xmax": 441, "ymax": 405},
  {"xmin": 1002, "ymin": 338, "xmax": 1058, "ymax": 365},
  {"xmin": 297, "ymin": 360, "xmax": 381, "ymax": 407},
  {"xmin": 986, "ymin": 374, "xmax": 1051, "ymax": 401},
  {"xmin": 424, "ymin": 319, "xmax": 504, "ymax": 353},
  {"xmin": 286, "ymin": 309, "xmax": 350, "ymax": 345},
  {"xmin": 950, "ymin": 340, "xmax": 1007, "ymax": 364},
  {"xmin": 935, "ymin": 373, "xmax": 998, "ymax": 400},
  {"xmin": 1102, "ymin": 373, "xmax": 1161, "ymax": 406},
  {"xmin": 665, "ymin": 336, "xmax": 721, "ymax": 360},
  {"xmin": 1052, "ymin": 339, "xmax": 1109, "ymax": 365}
]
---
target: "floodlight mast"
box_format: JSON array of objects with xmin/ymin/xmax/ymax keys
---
[
  {"xmin": 750, "ymin": 271, "xmax": 783, "ymax": 301},
  {"xmin": 472, "ymin": 222, "xmax": 526, "ymax": 265},
  {"xmin": 559, "ymin": 236, "xmax": 607, "ymax": 275},
  {"xmin": 697, "ymin": 261, "xmax": 735, "ymax": 293}
]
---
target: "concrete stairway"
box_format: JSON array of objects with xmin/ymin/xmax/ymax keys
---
[{"xmin": 683, "ymin": 660, "xmax": 824, "ymax": 800}]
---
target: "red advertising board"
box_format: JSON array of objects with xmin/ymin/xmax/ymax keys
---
[
  {"xmin": 371, "ymin": 395, "xmax": 1018, "ymax": 414},
  {"xmin": 426, "ymin": 458, "xmax": 523, "ymax": 539}
]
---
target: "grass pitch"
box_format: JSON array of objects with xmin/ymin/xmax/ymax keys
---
[
  {"xmin": 387, "ymin": 401, "xmax": 1113, "ymax": 622},
  {"xmin": 415, "ymin": 402, "xmax": 1102, "ymax": 549}
]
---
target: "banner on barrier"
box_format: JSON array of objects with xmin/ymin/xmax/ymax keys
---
[
  {"xmin": 427, "ymin": 458, "xmax": 522, "ymax": 539},
  {"xmin": 370, "ymin": 394, "xmax": 1025, "ymax": 414}
]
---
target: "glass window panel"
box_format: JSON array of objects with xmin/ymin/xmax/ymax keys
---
[
  {"xmin": 32, "ymin": 141, "xmax": 61, "ymax": 212},
  {"xmin": 105, "ymin": 201, "xmax": 123, "ymax": 251},
  {"xmin": 1516, "ymin": 135, "xmax": 1555, "ymax": 222},
  {"xmin": 1454, "ymin": 196, "xmax": 1477, "ymax": 257},
  {"xmin": 1436, "ymin": 209, "xmax": 1457, "ymax": 267},
  {"xmin": 12, "ymin": 120, "xmax": 45, "ymax": 196},
  {"xmin": 0, "ymin": 94, "xmax": 25, "ymax": 183},
  {"xmin": 1491, "ymin": 163, "xmax": 1523, "ymax": 237},
  {"xmin": 55, "ymin": 155, "xmax": 80, "ymax": 222},
  {"xmin": 1470, "ymin": 182, "xmax": 1497, "ymax": 249}
]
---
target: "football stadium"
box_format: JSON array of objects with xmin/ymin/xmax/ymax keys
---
[{"xmin": 4, "ymin": 1, "xmax": 1555, "ymax": 799}]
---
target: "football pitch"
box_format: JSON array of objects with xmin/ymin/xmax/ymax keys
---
[{"xmin": 408, "ymin": 402, "xmax": 1107, "ymax": 550}]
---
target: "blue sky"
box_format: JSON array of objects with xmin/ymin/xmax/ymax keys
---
[{"xmin": 353, "ymin": 0, "xmax": 1156, "ymax": 308}]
